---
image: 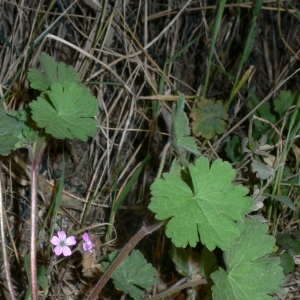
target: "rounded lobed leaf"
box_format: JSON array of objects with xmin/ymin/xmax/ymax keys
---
[
  {"xmin": 190, "ymin": 99, "xmax": 228, "ymax": 139},
  {"xmin": 211, "ymin": 218, "xmax": 285, "ymax": 300},
  {"xmin": 27, "ymin": 52, "xmax": 81, "ymax": 91},
  {"xmin": 104, "ymin": 250, "xmax": 157, "ymax": 300},
  {"xmin": 29, "ymin": 83, "xmax": 98, "ymax": 141},
  {"xmin": 149, "ymin": 156, "xmax": 253, "ymax": 250}
]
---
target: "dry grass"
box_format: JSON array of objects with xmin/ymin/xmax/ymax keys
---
[{"xmin": 0, "ymin": 0, "xmax": 300, "ymax": 299}]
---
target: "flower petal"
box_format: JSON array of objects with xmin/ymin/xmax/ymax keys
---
[
  {"xmin": 50, "ymin": 236, "xmax": 60, "ymax": 246},
  {"xmin": 65, "ymin": 236, "xmax": 76, "ymax": 246},
  {"xmin": 82, "ymin": 238, "xmax": 95, "ymax": 253},
  {"xmin": 83, "ymin": 243, "xmax": 89, "ymax": 252},
  {"xmin": 82, "ymin": 233, "xmax": 90, "ymax": 242},
  {"xmin": 83, "ymin": 243, "xmax": 94, "ymax": 254},
  {"xmin": 53, "ymin": 245, "xmax": 63, "ymax": 256},
  {"xmin": 57, "ymin": 231, "xmax": 66, "ymax": 240},
  {"xmin": 62, "ymin": 246, "xmax": 72, "ymax": 256}
]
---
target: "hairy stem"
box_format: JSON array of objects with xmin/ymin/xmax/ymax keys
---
[
  {"xmin": 157, "ymin": 142, "xmax": 170, "ymax": 178},
  {"xmin": 86, "ymin": 220, "xmax": 165, "ymax": 300},
  {"xmin": 30, "ymin": 136, "xmax": 47, "ymax": 300},
  {"xmin": 30, "ymin": 161, "xmax": 39, "ymax": 300}
]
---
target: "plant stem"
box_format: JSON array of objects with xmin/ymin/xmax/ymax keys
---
[
  {"xmin": 86, "ymin": 220, "xmax": 165, "ymax": 300},
  {"xmin": 157, "ymin": 142, "xmax": 170, "ymax": 178},
  {"xmin": 148, "ymin": 278, "xmax": 208, "ymax": 300},
  {"xmin": 30, "ymin": 136, "xmax": 47, "ymax": 300},
  {"xmin": 30, "ymin": 160, "xmax": 39, "ymax": 300}
]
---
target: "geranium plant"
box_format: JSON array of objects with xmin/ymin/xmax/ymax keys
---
[
  {"xmin": 0, "ymin": 53, "xmax": 285, "ymax": 300},
  {"xmin": 0, "ymin": 53, "xmax": 98, "ymax": 300}
]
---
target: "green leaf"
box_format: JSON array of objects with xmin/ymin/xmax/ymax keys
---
[
  {"xmin": 0, "ymin": 107, "xmax": 29, "ymax": 156},
  {"xmin": 8, "ymin": 108, "xmax": 39, "ymax": 147},
  {"xmin": 169, "ymin": 158, "xmax": 183, "ymax": 178},
  {"xmin": 199, "ymin": 246, "xmax": 219, "ymax": 279},
  {"xmin": 281, "ymin": 166, "xmax": 300, "ymax": 196},
  {"xmin": 29, "ymin": 83, "xmax": 98, "ymax": 141},
  {"xmin": 280, "ymin": 252, "xmax": 295, "ymax": 275},
  {"xmin": 102, "ymin": 250, "xmax": 157, "ymax": 300},
  {"xmin": 225, "ymin": 135, "xmax": 242, "ymax": 162},
  {"xmin": 255, "ymin": 102, "xmax": 277, "ymax": 125},
  {"xmin": 211, "ymin": 218, "xmax": 284, "ymax": 300},
  {"xmin": 100, "ymin": 251, "xmax": 119, "ymax": 270},
  {"xmin": 28, "ymin": 52, "xmax": 80, "ymax": 91},
  {"xmin": 191, "ymin": 99, "xmax": 227, "ymax": 139},
  {"xmin": 276, "ymin": 233, "xmax": 300, "ymax": 255},
  {"xmin": 171, "ymin": 96, "xmax": 201, "ymax": 156},
  {"xmin": 149, "ymin": 156, "xmax": 252, "ymax": 250},
  {"xmin": 24, "ymin": 254, "xmax": 32, "ymax": 300},
  {"xmin": 251, "ymin": 160, "xmax": 275, "ymax": 180},
  {"xmin": 287, "ymin": 242, "xmax": 300, "ymax": 255},
  {"xmin": 274, "ymin": 90, "xmax": 296, "ymax": 118},
  {"xmin": 37, "ymin": 265, "xmax": 48, "ymax": 291},
  {"xmin": 263, "ymin": 194, "xmax": 295, "ymax": 211},
  {"xmin": 247, "ymin": 95, "xmax": 277, "ymax": 139}
]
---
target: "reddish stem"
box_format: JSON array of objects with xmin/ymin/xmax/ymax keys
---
[
  {"xmin": 30, "ymin": 160, "xmax": 39, "ymax": 300},
  {"xmin": 30, "ymin": 136, "xmax": 46, "ymax": 300},
  {"xmin": 86, "ymin": 220, "xmax": 165, "ymax": 300}
]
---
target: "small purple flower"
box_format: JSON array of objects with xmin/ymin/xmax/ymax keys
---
[
  {"xmin": 50, "ymin": 231, "xmax": 76, "ymax": 256},
  {"xmin": 82, "ymin": 233, "xmax": 95, "ymax": 254}
]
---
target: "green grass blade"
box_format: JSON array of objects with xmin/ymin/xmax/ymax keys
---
[
  {"xmin": 106, "ymin": 154, "xmax": 150, "ymax": 242},
  {"xmin": 268, "ymin": 92, "xmax": 300, "ymax": 221},
  {"xmin": 201, "ymin": 0, "xmax": 226, "ymax": 98},
  {"xmin": 286, "ymin": 1, "xmax": 300, "ymax": 18},
  {"xmin": 166, "ymin": 34, "xmax": 203, "ymax": 64},
  {"xmin": 47, "ymin": 154, "xmax": 65, "ymax": 256},
  {"xmin": 225, "ymin": 1, "xmax": 263, "ymax": 110},
  {"xmin": 113, "ymin": 153, "xmax": 151, "ymax": 212}
]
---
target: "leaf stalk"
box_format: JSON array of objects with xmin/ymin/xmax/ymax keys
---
[
  {"xmin": 30, "ymin": 136, "xmax": 47, "ymax": 300},
  {"xmin": 86, "ymin": 220, "xmax": 165, "ymax": 300}
]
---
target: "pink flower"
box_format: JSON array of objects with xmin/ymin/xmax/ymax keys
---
[
  {"xmin": 82, "ymin": 233, "xmax": 95, "ymax": 254},
  {"xmin": 50, "ymin": 231, "xmax": 76, "ymax": 256}
]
